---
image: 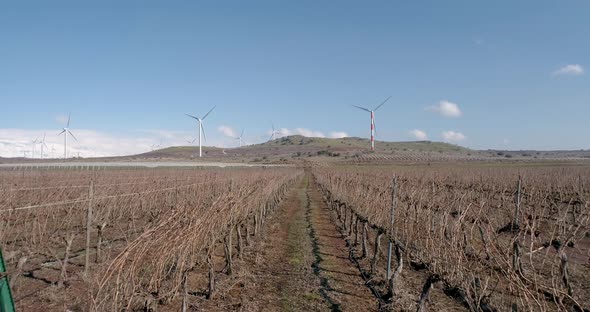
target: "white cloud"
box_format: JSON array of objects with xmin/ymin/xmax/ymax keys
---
[
  {"xmin": 441, "ymin": 131, "xmax": 466, "ymax": 143},
  {"xmin": 0, "ymin": 128, "xmax": 195, "ymax": 158},
  {"xmin": 328, "ymin": 131, "xmax": 348, "ymax": 139},
  {"xmin": 294, "ymin": 128, "xmax": 325, "ymax": 137},
  {"xmin": 269, "ymin": 128, "xmax": 347, "ymax": 139},
  {"xmin": 217, "ymin": 125, "xmax": 237, "ymax": 138},
  {"xmin": 553, "ymin": 64, "xmax": 584, "ymax": 76},
  {"xmin": 409, "ymin": 129, "xmax": 428, "ymax": 140},
  {"xmin": 426, "ymin": 100, "xmax": 462, "ymax": 117},
  {"xmin": 277, "ymin": 128, "xmax": 323, "ymax": 138}
]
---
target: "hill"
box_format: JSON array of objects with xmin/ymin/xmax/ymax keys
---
[
  {"xmin": 3, "ymin": 136, "xmax": 588, "ymax": 165},
  {"xmin": 124, "ymin": 135, "xmax": 476, "ymax": 163}
]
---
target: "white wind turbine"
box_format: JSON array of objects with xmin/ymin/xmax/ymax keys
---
[
  {"xmin": 185, "ymin": 106, "xmax": 215, "ymax": 158},
  {"xmin": 352, "ymin": 96, "xmax": 391, "ymax": 151},
  {"xmin": 40, "ymin": 133, "xmax": 48, "ymax": 159},
  {"xmin": 235, "ymin": 129, "xmax": 245, "ymax": 147},
  {"xmin": 268, "ymin": 123, "xmax": 283, "ymax": 141},
  {"xmin": 58, "ymin": 113, "xmax": 78, "ymax": 159},
  {"xmin": 31, "ymin": 137, "xmax": 39, "ymax": 158}
]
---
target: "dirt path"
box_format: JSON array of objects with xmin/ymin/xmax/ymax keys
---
[
  {"xmin": 305, "ymin": 175, "xmax": 379, "ymax": 311},
  {"xmin": 197, "ymin": 173, "xmax": 378, "ymax": 311}
]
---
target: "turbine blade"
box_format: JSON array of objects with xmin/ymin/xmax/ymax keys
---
[
  {"xmin": 241, "ymin": 129, "xmax": 244, "ymax": 137},
  {"xmin": 352, "ymin": 105, "xmax": 371, "ymax": 113},
  {"xmin": 201, "ymin": 123, "xmax": 207, "ymax": 142},
  {"xmin": 185, "ymin": 113, "xmax": 200, "ymax": 120},
  {"xmin": 373, "ymin": 96, "xmax": 391, "ymax": 111},
  {"xmin": 68, "ymin": 130, "xmax": 78, "ymax": 142},
  {"xmin": 202, "ymin": 105, "xmax": 216, "ymax": 120},
  {"xmin": 58, "ymin": 130, "xmax": 66, "ymax": 136},
  {"xmin": 67, "ymin": 113, "xmax": 71, "ymax": 127}
]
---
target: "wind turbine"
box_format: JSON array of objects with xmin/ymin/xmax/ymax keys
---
[
  {"xmin": 40, "ymin": 133, "xmax": 48, "ymax": 159},
  {"xmin": 58, "ymin": 113, "xmax": 78, "ymax": 159},
  {"xmin": 235, "ymin": 129, "xmax": 245, "ymax": 147},
  {"xmin": 186, "ymin": 138, "xmax": 197, "ymax": 144},
  {"xmin": 185, "ymin": 106, "xmax": 215, "ymax": 158},
  {"xmin": 268, "ymin": 123, "xmax": 283, "ymax": 141},
  {"xmin": 31, "ymin": 137, "xmax": 39, "ymax": 158},
  {"xmin": 352, "ymin": 96, "xmax": 391, "ymax": 151}
]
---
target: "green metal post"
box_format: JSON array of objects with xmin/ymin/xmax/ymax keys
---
[{"xmin": 0, "ymin": 248, "xmax": 16, "ymax": 312}]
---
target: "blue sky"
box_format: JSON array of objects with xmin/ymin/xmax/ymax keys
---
[{"xmin": 1, "ymin": 1, "xmax": 589, "ymax": 157}]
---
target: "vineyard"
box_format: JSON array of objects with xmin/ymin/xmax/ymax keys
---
[
  {"xmin": 0, "ymin": 167, "xmax": 301, "ymax": 311},
  {"xmin": 313, "ymin": 165, "xmax": 590, "ymax": 311},
  {"xmin": 0, "ymin": 164, "xmax": 588, "ymax": 311}
]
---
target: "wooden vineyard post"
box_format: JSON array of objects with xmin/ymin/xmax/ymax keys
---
[
  {"xmin": 354, "ymin": 216, "xmax": 359, "ymax": 246},
  {"xmin": 513, "ymin": 176, "xmax": 521, "ymax": 230},
  {"xmin": 512, "ymin": 177, "xmax": 523, "ymax": 276},
  {"xmin": 236, "ymin": 223, "xmax": 243, "ymax": 259},
  {"xmin": 206, "ymin": 249, "xmax": 215, "ymax": 299},
  {"xmin": 348, "ymin": 213, "xmax": 354, "ymax": 237},
  {"xmin": 361, "ymin": 221, "xmax": 368, "ymax": 259},
  {"xmin": 85, "ymin": 180, "xmax": 94, "ymax": 276},
  {"xmin": 181, "ymin": 271, "xmax": 188, "ymax": 312},
  {"xmin": 224, "ymin": 228, "xmax": 233, "ymax": 275},
  {"xmin": 386, "ymin": 176, "xmax": 397, "ymax": 280}
]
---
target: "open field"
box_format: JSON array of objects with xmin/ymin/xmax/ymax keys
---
[{"xmin": 0, "ymin": 162, "xmax": 588, "ymax": 311}]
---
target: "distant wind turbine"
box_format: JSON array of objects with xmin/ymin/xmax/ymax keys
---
[
  {"xmin": 31, "ymin": 137, "xmax": 39, "ymax": 158},
  {"xmin": 186, "ymin": 137, "xmax": 197, "ymax": 144},
  {"xmin": 185, "ymin": 106, "xmax": 215, "ymax": 158},
  {"xmin": 235, "ymin": 129, "xmax": 245, "ymax": 147},
  {"xmin": 58, "ymin": 113, "xmax": 78, "ymax": 159},
  {"xmin": 352, "ymin": 96, "xmax": 391, "ymax": 151},
  {"xmin": 268, "ymin": 123, "xmax": 283, "ymax": 141},
  {"xmin": 40, "ymin": 133, "xmax": 48, "ymax": 159}
]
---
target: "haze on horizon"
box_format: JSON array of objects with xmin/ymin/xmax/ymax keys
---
[{"xmin": 1, "ymin": 1, "xmax": 589, "ymax": 158}]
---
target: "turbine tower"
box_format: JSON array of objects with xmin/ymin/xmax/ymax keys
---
[
  {"xmin": 58, "ymin": 113, "xmax": 78, "ymax": 159},
  {"xmin": 31, "ymin": 137, "xmax": 39, "ymax": 158},
  {"xmin": 352, "ymin": 96, "xmax": 391, "ymax": 151},
  {"xmin": 235, "ymin": 129, "xmax": 245, "ymax": 147},
  {"xmin": 40, "ymin": 133, "xmax": 48, "ymax": 159},
  {"xmin": 185, "ymin": 106, "xmax": 215, "ymax": 158}
]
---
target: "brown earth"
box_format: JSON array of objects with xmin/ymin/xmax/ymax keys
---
[{"xmin": 192, "ymin": 174, "xmax": 378, "ymax": 311}]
